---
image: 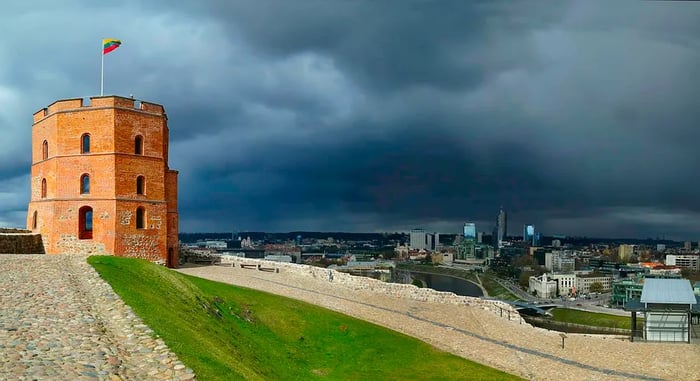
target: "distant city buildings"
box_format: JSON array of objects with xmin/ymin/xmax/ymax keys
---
[
  {"xmin": 523, "ymin": 224, "xmax": 535, "ymax": 246},
  {"xmin": 618, "ymin": 244, "xmax": 635, "ymax": 261},
  {"xmin": 528, "ymin": 273, "xmax": 557, "ymax": 299},
  {"xmin": 456, "ymin": 222, "xmax": 476, "ymax": 261},
  {"xmin": 463, "ymin": 222, "xmax": 476, "ymax": 239},
  {"xmin": 575, "ymin": 273, "xmax": 613, "ymax": 295},
  {"xmin": 545, "ymin": 251, "xmax": 575, "ymax": 272},
  {"xmin": 496, "ymin": 206, "xmax": 507, "ymax": 248},
  {"xmin": 409, "ymin": 228, "xmax": 439, "ymax": 251},
  {"xmin": 409, "ymin": 228, "xmax": 426, "ymax": 250},
  {"xmin": 665, "ymin": 254, "xmax": 700, "ymax": 271},
  {"xmin": 547, "ymin": 273, "xmax": 576, "ymax": 296}
]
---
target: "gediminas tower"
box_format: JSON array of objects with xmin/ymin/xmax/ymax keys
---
[{"xmin": 26, "ymin": 96, "xmax": 179, "ymax": 267}]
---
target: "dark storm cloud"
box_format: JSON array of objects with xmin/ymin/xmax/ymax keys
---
[{"xmin": 1, "ymin": 1, "xmax": 700, "ymax": 239}]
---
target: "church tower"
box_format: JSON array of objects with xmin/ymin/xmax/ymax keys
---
[{"xmin": 27, "ymin": 96, "xmax": 179, "ymax": 267}]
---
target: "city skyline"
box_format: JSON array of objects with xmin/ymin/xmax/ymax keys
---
[{"xmin": 1, "ymin": 2, "xmax": 700, "ymax": 240}]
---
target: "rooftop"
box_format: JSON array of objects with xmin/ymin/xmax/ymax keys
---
[{"xmin": 640, "ymin": 278, "xmax": 696, "ymax": 305}]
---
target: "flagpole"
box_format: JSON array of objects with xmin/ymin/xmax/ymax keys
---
[{"xmin": 100, "ymin": 40, "xmax": 104, "ymax": 96}]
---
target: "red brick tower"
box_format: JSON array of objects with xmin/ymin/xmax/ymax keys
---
[{"xmin": 27, "ymin": 96, "xmax": 179, "ymax": 267}]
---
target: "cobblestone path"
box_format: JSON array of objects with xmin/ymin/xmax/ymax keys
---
[{"xmin": 0, "ymin": 255, "xmax": 194, "ymax": 381}]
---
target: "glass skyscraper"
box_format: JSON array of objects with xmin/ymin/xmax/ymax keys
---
[
  {"xmin": 496, "ymin": 206, "xmax": 507, "ymax": 248},
  {"xmin": 523, "ymin": 224, "xmax": 535, "ymax": 245},
  {"xmin": 463, "ymin": 222, "xmax": 476, "ymax": 239}
]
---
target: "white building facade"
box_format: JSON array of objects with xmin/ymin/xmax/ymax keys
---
[
  {"xmin": 576, "ymin": 275, "xmax": 613, "ymax": 294},
  {"xmin": 528, "ymin": 273, "xmax": 557, "ymax": 299},
  {"xmin": 548, "ymin": 273, "xmax": 577, "ymax": 296}
]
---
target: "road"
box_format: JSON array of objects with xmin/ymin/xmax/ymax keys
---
[{"xmin": 491, "ymin": 277, "xmax": 629, "ymax": 316}]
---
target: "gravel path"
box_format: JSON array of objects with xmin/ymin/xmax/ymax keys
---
[
  {"xmin": 178, "ymin": 264, "xmax": 700, "ymax": 381},
  {"xmin": 0, "ymin": 255, "xmax": 195, "ymax": 381}
]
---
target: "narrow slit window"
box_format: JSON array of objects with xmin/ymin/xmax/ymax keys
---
[
  {"xmin": 41, "ymin": 178, "xmax": 47, "ymax": 198},
  {"xmin": 80, "ymin": 174, "xmax": 90, "ymax": 194},
  {"xmin": 136, "ymin": 176, "xmax": 145, "ymax": 195},
  {"xmin": 135, "ymin": 136, "xmax": 143, "ymax": 155},
  {"xmin": 32, "ymin": 211, "xmax": 38, "ymax": 230},
  {"xmin": 42, "ymin": 140, "xmax": 48, "ymax": 160},
  {"xmin": 81, "ymin": 133, "xmax": 90, "ymax": 154},
  {"xmin": 136, "ymin": 207, "xmax": 145, "ymax": 229}
]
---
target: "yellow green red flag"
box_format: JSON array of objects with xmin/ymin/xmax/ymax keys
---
[{"xmin": 103, "ymin": 39, "xmax": 121, "ymax": 55}]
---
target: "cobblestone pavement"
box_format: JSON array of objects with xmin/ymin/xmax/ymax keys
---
[
  {"xmin": 178, "ymin": 264, "xmax": 700, "ymax": 381},
  {"xmin": 0, "ymin": 255, "xmax": 195, "ymax": 381}
]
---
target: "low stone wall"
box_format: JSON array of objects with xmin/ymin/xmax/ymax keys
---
[
  {"xmin": 0, "ymin": 233, "xmax": 45, "ymax": 254},
  {"xmin": 0, "ymin": 228, "xmax": 31, "ymax": 233},
  {"xmin": 523, "ymin": 315, "xmax": 633, "ymax": 336},
  {"xmin": 219, "ymin": 256, "xmax": 521, "ymax": 321}
]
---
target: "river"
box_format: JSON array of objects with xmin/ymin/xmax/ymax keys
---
[{"xmin": 409, "ymin": 271, "xmax": 484, "ymax": 297}]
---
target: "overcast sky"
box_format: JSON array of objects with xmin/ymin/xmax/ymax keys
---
[{"xmin": 2, "ymin": 1, "xmax": 700, "ymax": 239}]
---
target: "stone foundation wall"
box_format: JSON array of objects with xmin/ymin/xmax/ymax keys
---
[
  {"xmin": 55, "ymin": 234, "xmax": 106, "ymax": 256},
  {"xmin": 219, "ymin": 256, "xmax": 521, "ymax": 320},
  {"xmin": 0, "ymin": 233, "xmax": 45, "ymax": 254}
]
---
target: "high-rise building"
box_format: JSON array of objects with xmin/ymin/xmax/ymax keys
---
[
  {"xmin": 409, "ymin": 228, "xmax": 426, "ymax": 250},
  {"xmin": 619, "ymin": 244, "xmax": 635, "ymax": 261},
  {"xmin": 523, "ymin": 224, "xmax": 535, "ymax": 246},
  {"xmin": 496, "ymin": 206, "xmax": 507, "ymax": 248},
  {"xmin": 27, "ymin": 96, "xmax": 179, "ymax": 266},
  {"xmin": 477, "ymin": 232, "xmax": 483, "ymax": 244},
  {"xmin": 457, "ymin": 222, "xmax": 477, "ymax": 261},
  {"xmin": 684, "ymin": 241, "xmax": 692, "ymax": 251},
  {"xmin": 463, "ymin": 222, "xmax": 476, "ymax": 239},
  {"xmin": 534, "ymin": 232, "xmax": 542, "ymax": 247}
]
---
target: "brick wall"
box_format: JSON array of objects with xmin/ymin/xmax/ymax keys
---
[{"xmin": 27, "ymin": 96, "xmax": 178, "ymax": 265}]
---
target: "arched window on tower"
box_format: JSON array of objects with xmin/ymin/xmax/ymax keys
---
[
  {"xmin": 136, "ymin": 207, "xmax": 145, "ymax": 229},
  {"xmin": 41, "ymin": 178, "xmax": 47, "ymax": 199},
  {"xmin": 135, "ymin": 135, "xmax": 143, "ymax": 155},
  {"xmin": 81, "ymin": 133, "xmax": 90, "ymax": 154},
  {"xmin": 80, "ymin": 174, "xmax": 90, "ymax": 194},
  {"xmin": 79, "ymin": 206, "xmax": 93, "ymax": 239},
  {"xmin": 42, "ymin": 140, "xmax": 48, "ymax": 160},
  {"xmin": 136, "ymin": 176, "xmax": 145, "ymax": 195},
  {"xmin": 32, "ymin": 211, "xmax": 38, "ymax": 230}
]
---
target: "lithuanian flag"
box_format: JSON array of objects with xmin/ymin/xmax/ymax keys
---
[{"xmin": 103, "ymin": 39, "xmax": 121, "ymax": 55}]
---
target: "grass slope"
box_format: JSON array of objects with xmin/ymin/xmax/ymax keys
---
[
  {"xmin": 551, "ymin": 308, "xmax": 641, "ymax": 330},
  {"xmin": 88, "ymin": 256, "xmax": 521, "ymax": 381}
]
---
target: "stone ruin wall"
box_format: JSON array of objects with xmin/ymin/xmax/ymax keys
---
[
  {"xmin": 219, "ymin": 256, "xmax": 522, "ymax": 321},
  {"xmin": 0, "ymin": 229, "xmax": 46, "ymax": 254}
]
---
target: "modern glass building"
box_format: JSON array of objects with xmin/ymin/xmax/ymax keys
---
[
  {"xmin": 496, "ymin": 206, "xmax": 507, "ymax": 247},
  {"xmin": 463, "ymin": 222, "xmax": 476, "ymax": 239},
  {"xmin": 612, "ymin": 279, "xmax": 644, "ymax": 307},
  {"xmin": 523, "ymin": 224, "xmax": 535, "ymax": 245}
]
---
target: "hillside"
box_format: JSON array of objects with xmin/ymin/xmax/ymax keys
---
[{"xmin": 87, "ymin": 256, "xmax": 520, "ymax": 380}]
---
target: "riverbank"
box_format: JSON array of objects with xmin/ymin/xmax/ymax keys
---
[{"xmin": 408, "ymin": 270, "xmax": 486, "ymax": 297}]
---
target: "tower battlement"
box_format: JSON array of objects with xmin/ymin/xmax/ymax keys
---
[{"xmin": 33, "ymin": 96, "xmax": 165, "ymax": 123}]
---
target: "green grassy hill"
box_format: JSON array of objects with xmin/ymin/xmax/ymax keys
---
[
  {"xmin": 551, "ymin": 308, "xmax": 641, "ymax": 330},
  {"xmin": 88, "ymin": 256, "xmax": 521, "ymax": 381}
]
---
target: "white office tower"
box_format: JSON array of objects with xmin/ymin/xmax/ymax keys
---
[{"xmin": 409, "ymin": 228, "xmax": 427, "ymax": 250}]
